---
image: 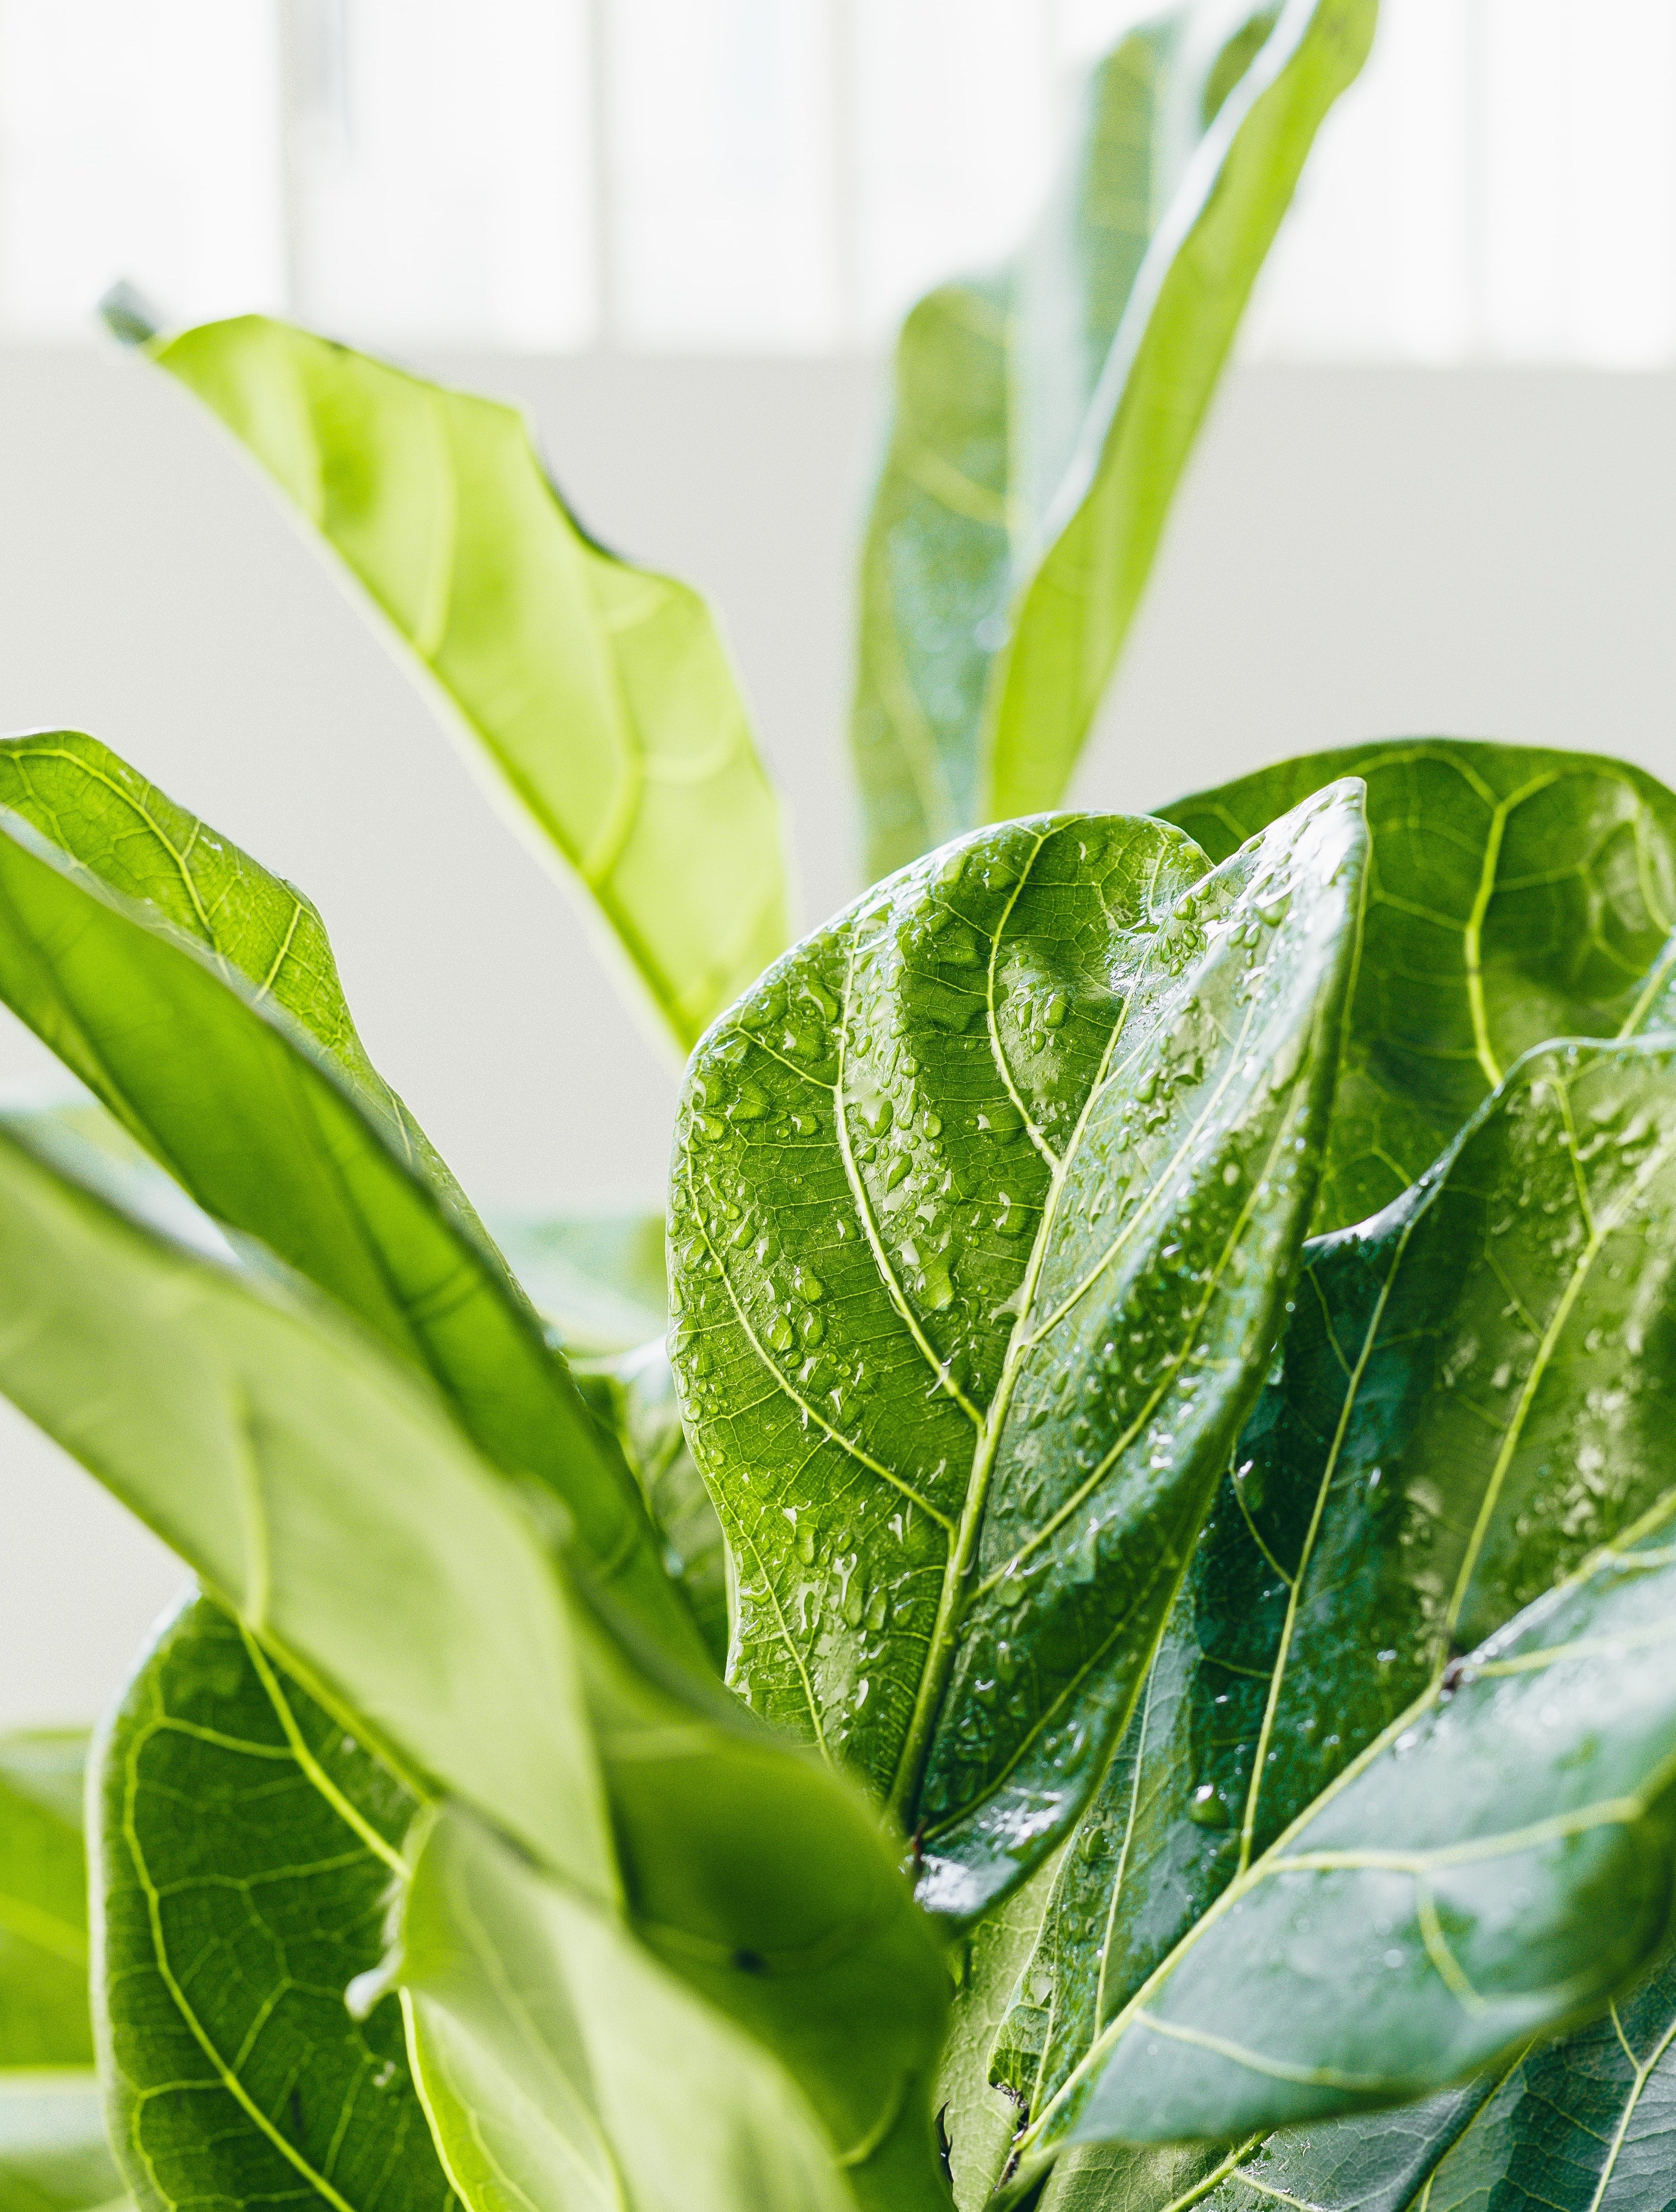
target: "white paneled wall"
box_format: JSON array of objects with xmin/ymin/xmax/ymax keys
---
[{"xmin": 1, "ymin": 0, "xmax": 1673, "ymax": 359}]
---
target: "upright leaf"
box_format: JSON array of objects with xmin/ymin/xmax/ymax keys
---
[
  {"xmin": 853, "ymin": 0, "xmax": 1375, "ymax": 878},
  {"xmin": 0, "ymin": 1736, "xmax": 92, "ymax": 2072},
  {"xmin": 670, "ymin": 786, "xmax": 1365, "ymax": 1916},
  {"xmin": 0, "ymin": 1111, "xmax": 951, "ymax": 2204},
  {"xmin": 986, "ymin": 1035, "xmax": 1676, "ymax": 2189},
  {"xmin": 399, "ymin": 1809, "xmax": 856, "ymax": 2212},
  {"xmin": 142, "ymin": 313, "xmax": 789, "ymax": 1050},
  {"xmin": 93, "ymin": 1596, "xmax": 455, "ymax": 2212},
  {"xmin": 0, "ymin": 734, "xmax": 701, "ymax": 1666},
  {"xmin": 1161, "ymin": 737, "xmax": 1676, "ymax": 1230}
]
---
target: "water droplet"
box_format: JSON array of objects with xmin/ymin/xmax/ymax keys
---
[
  {"xmin": 795, "ymin": 1270, "xmax": 826, "ymax": 1304},
  {"xmin": 1188, "ymin": 1784, "xmax": 1229, "ymax": 1829}
]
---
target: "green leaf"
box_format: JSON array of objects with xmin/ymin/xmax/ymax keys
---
[
  {"xmin": 398, "ymin": 1807, "xmax": 858, "ymax": 2212},
  {"xmin": 0, "ymin": 1109, "xmax": 952, "ymax": 2202},
  {"xmin": 0, "ymin": 732, "xmax": 700, "ymax": 1666},
  {"xmin": 92, "ymin": 1594, "xmax": 455, "ymax": 2212},
  {"xmin": 1035, "ymin": 1952, "xmax": 1676, "ymax": 2210},
  {"xmin": 1160, "ymin": 737, "xmax": 1676, "ymax": 1232},
  {"xmin": 146, "ymin": 314, "xmax": 789, "ymax": 1051},
  {"xmin": 0, "ymin": 2076, "xmax": 128, "ymax": 2212},
  {"xmin": 0, "ymin": 1102, "xmax": 612, "ymax": 1895},
  {"xmin": 578, "ymin": 1341, "xmax": 731, "ymax": 1671},
  {"xmin": 669, "ymin": 786, "xmax": 1365, "ymax": 1917},
  {"xmin": 489, "ymin": 1207, "xmax": 668, "ymax": 1356},
  {"xmin": 990, "ymin": 1035, "xmax": 1676, "ymax": 2188},
  {"xmin": 0, "ymin": 1736, "xmax": 92, "ymax": 2071},
  {"xmin": 852, "ymin": 0, "xmax": 1375, "ymax": 880}
]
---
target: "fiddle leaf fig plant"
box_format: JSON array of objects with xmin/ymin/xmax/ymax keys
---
[{"xmin": 7, "ymin": 1, "xmax": 1676, "ymax": 2208}]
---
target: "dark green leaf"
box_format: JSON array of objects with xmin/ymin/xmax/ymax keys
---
[
  {"xmin": 0, "ymin": 1735, "xmax": 91, "ymax": 2071},
  {"xmin": 147, "ymin": 315, "xmax": 789, "ymax": 1052},
  {"xmin": 0, "ymin": 1109, "xmax": 951, "ymax": 2203},
  {"xmin": 0, "ymin": 733, "xmax": 699, "ymax": 1666},
  {"xmin": 670, "ymin": 788, "xmax": 1365, "ymax": 1916},
  {"xmin": 93, "ymin": 1595, "xmax": 454, "ymax": 2212},
  {"xmin": 990, "ymin": 1036, "xmax": 1676, "ymax": 2187},
  {"xmin": 852, "ymin": 0, "xmax": 1374, "ymax": 879},
  {"xmin": 1160, "ymin": 737, "xmax": 1676, "ymax": 1232}
]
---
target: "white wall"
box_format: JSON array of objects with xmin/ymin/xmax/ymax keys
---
[{"xmin": 2, "ymin": 350, "xmax": 1674, "ymax": 1728}]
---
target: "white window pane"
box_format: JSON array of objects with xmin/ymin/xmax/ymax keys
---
[
  {"xmin": 292, "ymin": 0, "xmax": 593, "ymax": 348},
  {"xmin": 852, "ymin": 0, "xmax": 1054, "ymax": 339},
  {"xmin": 607, "ymin": 0, "xmax": 838, "ymax": 350},
  {"xmin": 0, "ymin": 0, "xmax": 284, "ymax": 338},
  {"xmin": 1245, "ymin": 0, "xmax": 1475, "ymax": 362}
]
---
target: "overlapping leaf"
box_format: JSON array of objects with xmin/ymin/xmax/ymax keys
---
[
  {"xmin": 0, "ymin": 1735, "xmax": 92, "ymax": 2073},
  {"xmin": 967, "ymin": 1036, "xmax": 1676, "ymax": 2198},
  {"xmin": 93, "ymin": 1596, "xmax": 454, "ymax": 2212},
  {"xmin": 1161, "ymin": 737, "xmax": 1676, "ymax": 1231},
  {"xmin": 670, "ymin": 786, "xmax": 1365, "ymax": 1917},
  {"xmin": 489, "ymin": 1206, "xmax": 668, "ymax": 1356},
  {"xmin": 852, "ymin": 0, "xmax": 1375, "ymax": 879},
  {"xmin": 398, "ymin": 1809, "xmax": 856, "ymax": 2212},
  {"xmin": 139, "ymin": 313, "xmax": 788, "ymax": 1051},
  {"xmin": 0, "ymin": 1106, "xmax": 949, "ymax": 2204},
  {"xmin": 0, "ymin": 731, "xmax": 700, "ymax": 1665}
]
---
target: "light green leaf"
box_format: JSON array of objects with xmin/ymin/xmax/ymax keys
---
[
  {"xmin": 92, "ymin": 1595, "xmax": 455, "ymax": 2212},
  {"xmin": 489, "ymin": 1207, "xmax": 668, "ymax": 1356},
  {"xmin": 1160, "ymin": 737, "xmax": 1676, "ymax": 1232},
  {"xmin": 0, "ymin": 1736, "xmax": 91, "ymax": 2072},
  {"xmin": 669, "ymin": 786, "xmax": 1365, "ymax": 1918},
  {"xmin": 0, "ymin": 1102, "xmax": 611, "ymax": 1896},
  {"xmin": 0, "ymin": 733, "xmax": 700, "ymax": 1666},
  {"xmin": 993, "ymin": 1035, "xmax": 1676, "ymax": 2187},
  {"xmin": 0, "ymin": 1111, "xmax": 952, "ymax": 2202},
  {"xmin": 146, "ymin": 314, "xmax": 789, "ymax": 1051},
  {"xmin": 852, "ymin": 0, "xmax": 1374, "ymax": 879},
  {"xmin": 0, "ymin": 2075, "xmax": 128, "ymax": 2212},
  {"xmin": 400, "ymin": 1808, "xmax": 857, "ymax": 2212}
]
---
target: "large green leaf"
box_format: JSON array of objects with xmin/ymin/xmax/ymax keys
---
[
  {"xmin": 975, "ymin": 1035, "xmax": 1676, "ymax": 2194},
  {"xmin": 398, "ymin": 1808, "xmax": 856, "ymax": 2212},
  {"xmin": 93, "ymin": 1595, "xmax": 455, "ymax": 2212},
  {"xmin": 0, "ymin": 733, "xmax": 699, "ymax": 1666},
  {"xmin": 1035, "ymin": 1951, "xmax": 1676, "ymax": 2210},
  {"xmin": 852, "ymin": 0, "xmax": 1375, "ymax": 880},
  {"xmin": 0, "ymin": 1109, "xmax": 951, "ymax": 2204},
  {"xmin": 669, "ymin": 786, "xmax": 1365, "ymax": 1917},
  {"xmin": 0, "ymin": 1736, "xmax": 91, "ymax": 2072},
  {"xmin": 140, "ymin": 313, "xmax": 788, "ymax": 1051},
  {"xmin": 1161, "ymin": 738, "xmax": 1676, "ymax": 1232}
]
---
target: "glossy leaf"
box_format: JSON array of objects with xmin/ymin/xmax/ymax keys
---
[
  {"xmin": 0, "ymin": 1108, "xmax": 952, "ymax": 2203},
  {"xmin": 0, "ymin": 732, "xmax": 699, "ymax": 1665},
  {"xmin": 489, "ymin": 1207, "xmax": 668, "ymax": 1356},
  {"xmin": 399, "ymin": 1808, "xmax": 856, "ymax": 2212},
  {"xmin": 93, "ymin": 1595, "xmax": 455, "ymax": 2212},
  {"xmin": 987, "ymin": 1036, "xmax": 1676, "ymax": 2189},
  {"xmin": 852, "ymin": 0, "xmax": 1374, "ymax": 879},
  {"xmin": 146, "ymin": 314, "xmax": 789, "ymax": 1051},
  {"xmin": 670, "ymin": 786, "xmax": 1365, "ymax": 1917},
  {"xmin": 1161, "ymin": 737, "xmax": 1676, "ymax": 1232},
  {"xmin": 0, "ymin": 1735, "xmax": 92, "ymax": 2072},
  {"xmin": 0, "ymin": 2075, "xmax": 128, "ymax": 2212}
]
